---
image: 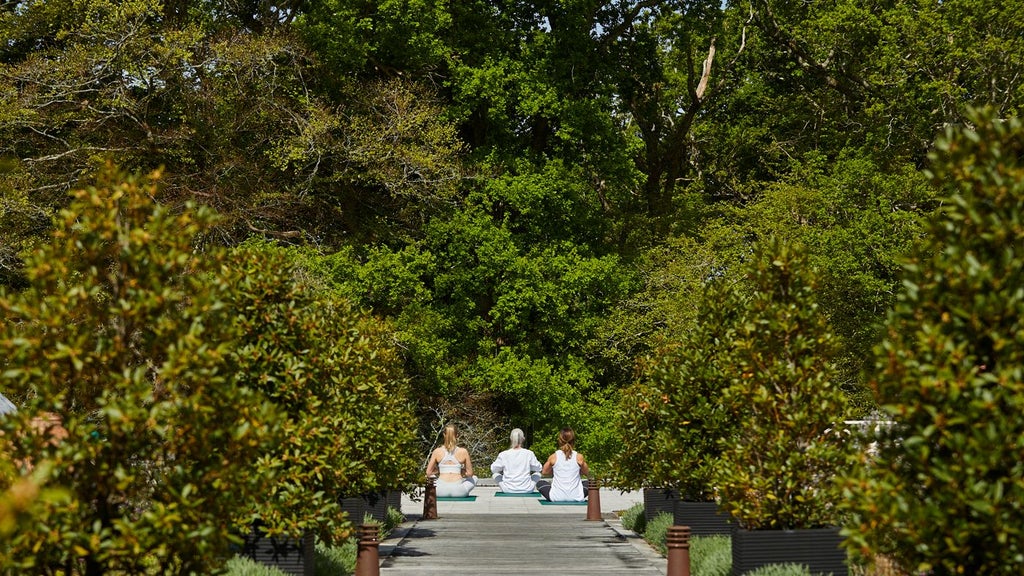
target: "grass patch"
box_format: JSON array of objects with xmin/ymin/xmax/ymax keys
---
[
  {"xmin": 619, "ymin": 502, "xmax": 646, "ymax": 533},
  {"xmin": 691, "ymin": 535, "xmax": 731, "ymax": 576}
]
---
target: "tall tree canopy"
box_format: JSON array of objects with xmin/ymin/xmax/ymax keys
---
[{"xmin": 3, "ymin": 0, "xmax": 1024, "ymax": 480}]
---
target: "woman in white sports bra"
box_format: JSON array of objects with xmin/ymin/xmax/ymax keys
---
[
  {"xmin": 425, "ymin": 424, "xmax": 477, "ymax": 497},
  {"xmin": 537, "ymin": 427, "xmax": 590, "ymax": 502}
]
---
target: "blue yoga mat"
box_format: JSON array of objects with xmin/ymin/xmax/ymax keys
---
[
  {"xmin": 436, "ymin": 496, "xmax": 477, "ymax": 502},
  {"xmin": 495, "ymin": 491, "xmax": 539, "ymax": 497},
  {"xmin": 537, "ymin": 499, "xmax": 588, "ymax": 506}
]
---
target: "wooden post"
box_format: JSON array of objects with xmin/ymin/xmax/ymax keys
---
[
  {"xmin": 354, "ymin": 524, "xmax": 380, "ymax": 576},
  {"xmin": 423, "ymin": 476, "xmax": 438, "ymax": 520},
  {"xmin": 666, "ymin": 525, "xmax": 692, "ymax": 576},
  {"xmin": 586, "ymin": 477, "xmax": 602, "ymax": 521}
]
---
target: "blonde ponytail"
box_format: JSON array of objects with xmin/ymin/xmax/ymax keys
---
[{"xmin": 443, "ymin": 424, "xmax": 457, "ymax": 452}]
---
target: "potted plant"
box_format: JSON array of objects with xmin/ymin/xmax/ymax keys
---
[
  {"xmin": 840, "ymin": 110, "xmax": 1024, "ymax": 574},
  {"xmin": 612, "ymin": 278, "xmax": 740, "ymax": 535},
  {"xmin": 224, "ymin": 242, "xmax": 421, "ymax": 574},
  {"xmin": 711, "ymin": 238, "xmax": 855, "ymax": 576}
]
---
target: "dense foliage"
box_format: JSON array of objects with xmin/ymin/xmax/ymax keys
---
[
  {"xmin": 3, "ymin": 0, "xmax": 1024, "ymax": 566},
  {"xmin": 5, "ymin": 0, "xmax": 1015, "ymax": 456},
  {"xmin": 611, "ymin": 271, "xmax": 740, "ymax": 496},
  {"xmin": 711, "ymin": 239, "xmax": 854, "ymax": 530},
  {"xmin": 841, "ymin": 110, "xmax": 1024, "ymax": 574},
  {"xmin": 0, "ymin": 167, "xmax": 280, "ymax": 574},
  {"xmin": 223, "ymin": 241, "xmax": 420, "ymax": 542}
]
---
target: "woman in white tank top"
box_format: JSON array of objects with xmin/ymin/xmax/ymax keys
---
[{"xmin": 537, "ymin": 427, "xmax": 590, "ymax": 502}]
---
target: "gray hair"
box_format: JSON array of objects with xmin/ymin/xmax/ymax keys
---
[{"xmin": 510, "ymin": 428, "xmax": 526, "ymax": 449}]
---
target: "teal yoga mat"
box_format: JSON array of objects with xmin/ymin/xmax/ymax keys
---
[
  {"xmin": 436, "ymin": 496, "xmax": 477, "ymax": 502},
  {"xmin": 537, "ymin": 499, "xmax": 588, "ymax": 506},
  {"xmin": 495, "ymin": 491, "xmax": 539, "ymax": 497}
]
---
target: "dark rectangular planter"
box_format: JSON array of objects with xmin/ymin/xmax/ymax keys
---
[
  {"xmin": 340, "ymin": 490, "xmax": 402, "ymax": 524},
  {"xmin": 672, "ymin": 500, "xmax": 733, "ymax": 536},
  {"xmin": 643, "ymin": 487, "xmax": 678, "ymax": 523},
  {"xmin": 732, "ymin": 526, "xmax": 848, "ymax": 576},
  {"xmin": 240, "ymin": 526, "xmax": 315, "ymax": 576}
]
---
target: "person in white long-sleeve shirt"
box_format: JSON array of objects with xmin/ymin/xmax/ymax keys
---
[{"xmin": 490, "ymin": 428, "xmax": 542, "ymax": 493}]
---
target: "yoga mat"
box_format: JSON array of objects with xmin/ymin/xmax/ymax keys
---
[
  {"xmin": 537, "ymin": 499, "xmax": 588, "ymax": 506},
  {"xmin": 436, "ymin": 496, "xmax": 477, "ymax": 502},
  {"xmin": 495, "ymin": 491, "xmax": 539, "ymax": 497}
]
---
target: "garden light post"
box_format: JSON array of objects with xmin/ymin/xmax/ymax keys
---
[
  {"xmin": 586, "ymin": 477, "xmax": 602, "ymax": 521},
  {"xmin": 666, "ymin": 525, "xmax": 692, "ymax": 576},
  {"xmin": 354, "ymin": 524, "xmax": 380, "ymax": 576},
  {"xmin": 423, "ymin": 476, "xmax": 438, "ymax": 520}
]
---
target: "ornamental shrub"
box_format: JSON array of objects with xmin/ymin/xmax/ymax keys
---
[
  {"xmin": 223, "ymin": 241, "xmax": 420, "ymax": 543},
  {"xmin": 223, "ymin": 557, "xmax": 289, "ymax": 576},
  {"xmin": 619, "ymin": 502, "xmax": 646, "ymax": 533},
  {"xmin": 0, "ymin": 166, "xmax": 280, "ymax": 574},
  {"xmin": 643, "ymin": 511, "xmax": 674, "ymax": 556},
  {"xmin": 840, "ymin": 109, "xmax": 1024, "ymax": 574},
  {"xmin": 690, "ymin": 535, "xmax": 731, "ymax": 576},
  {"xmin": 611, "ymin": 276, "xmax": 740, "ymax": 498},
  {"xmin": 745, "ymin": 564, "xmax": 813, "ymax": 576},
  {"xmin": 712, "ymin": 237, "xmax": 854, "ymax": 530},
  {"xmin": 692, "ymin": 532, "xmax": 733, "ymax": 573},
  {"xmin": 311, "ymin": 508, "xmax": 403, "ymax": 576}
]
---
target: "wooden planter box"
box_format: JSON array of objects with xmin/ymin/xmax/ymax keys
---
[
  {"xmin": 239, "ymin": 526, "xmax": 315, "ymax": 576},
  {"xmin": 732, "ymin": 526, "xmax": 848, "ymax": 576},
  {"xmin": 672, "ymin": 500, "xmax": 732, "ymax": 536},
  {"xmin": 642, "ymin": 487, "xmax": 678, "ymax": 523},
  {"xmin": 340, "ymin": 490, "xmax": 402, "ymax": 524}
]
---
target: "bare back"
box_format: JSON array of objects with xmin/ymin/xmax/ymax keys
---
[{"xmin": 427, "ymin": 446, "xmax": 473, "ymax": 481}]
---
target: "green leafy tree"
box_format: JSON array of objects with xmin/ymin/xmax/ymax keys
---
[
  {"xmin": 0, "ymin": 165, "xmax": 280, "ymax": 575},
  {"xmin": 840, "ymin": 110, "xmax": 1024, "ymax": 575},
  {"xmin": 590, "ymin": 224, "xmax": 747, "ymax": 387},
  {"xmin": 297, "ymin": 0, "xmax": 451, "ymax": 77},
  {"xmin": 611, "ymin": 291, "xmax": 740, "ymax": 497},
  {"xmin": 612, "ymin": 1, "xmax": 750, "ymax": 231},
  {"xmin": 712, "ymin": 237, "xmax": 853, "ymax": 530},
  {"xmin": 0, "ymin": 0, "xmax": 308, "ymax": 250},
  {"xmin": 299, "ymin": 0, "xmax": 666, "ymax": 239},
  {"xmin": 311, "ymin": 196, "xmax": 635, "ymax": 466},
  {"xmin": 0, "ymin": 0, "xmax": 464, "ymax": 262},
  {"xmin": 709, "ymin": 0, "xmax": 1024, "ymax": 182},
  {"xmin": 736, "ymin": 154, "xmax": 936, "ymax": 411},
  {"xmin": 223, "ymin": 240, "xmax": 420, "ymax": 542},
  {"xmin": 607, "ymin": 230, "xmax": 748, "ymax": 493}
]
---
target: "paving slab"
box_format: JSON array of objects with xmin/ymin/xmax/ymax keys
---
[
  {"xmin": 379, "ymin": 514, "xmax": 665, "ymax": 575},
  {"xmin": 378, "ymin": 484, "xmax": 666, "ymax": 575}
]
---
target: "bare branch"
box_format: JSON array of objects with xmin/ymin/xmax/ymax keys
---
[
  {"xmin": 22, "ymin": 147, "xmax": 132, "ymax": 164},
  {"xmin": 695, "ymin": 39, "xmax": 716, "ymax": 101},
  {"xmin": 598, "ymin": 0, "xmax": 662, "ymax": 46},
  {"xmin": 244, "ymin": 222, "xmax": 303, "ymax": 239}
]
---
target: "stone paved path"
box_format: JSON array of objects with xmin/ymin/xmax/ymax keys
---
[
  {"xmin": 377, "ymin": 484, "xmax": 666, "ymax": 575},
  {"xmin": 380, "ymin": 514, "xmax": 665, "ymax": 575}
]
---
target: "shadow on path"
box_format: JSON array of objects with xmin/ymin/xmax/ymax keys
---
[{"xmin": 380, "ymin": 514, "xmax": 665, "ymax": 575}]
